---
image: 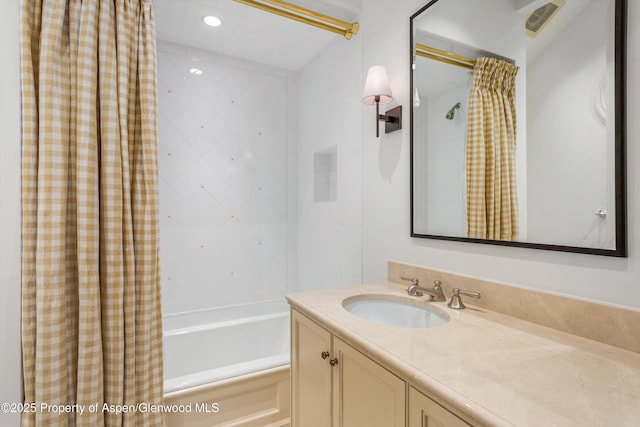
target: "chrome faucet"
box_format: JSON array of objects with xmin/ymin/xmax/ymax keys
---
[{"xmin": 400, "ymin": 275, "xmax": 446, "ymax": 302}]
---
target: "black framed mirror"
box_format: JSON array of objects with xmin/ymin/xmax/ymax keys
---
[{"xmin": 410, "ymin": 0, "xmax": 627, "ymax": 256}]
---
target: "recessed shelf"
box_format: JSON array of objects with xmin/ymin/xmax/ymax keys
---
[{"xmin": 313, "ymin": 146, "xmax": 337, "ymax": 202}]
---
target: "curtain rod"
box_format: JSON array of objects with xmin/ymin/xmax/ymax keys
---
[
  {"xmin": 233, "ymin": 0, "xmax": 359, "ymax": 40},
  {"xmin": 415, "ymin": 43, "xmax": 475, "ymax": 70}
]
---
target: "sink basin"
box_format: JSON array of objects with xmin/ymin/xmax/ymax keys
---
[{"xmin": 342, "ymin": 295, "xmax": 450, "ymax": 328}]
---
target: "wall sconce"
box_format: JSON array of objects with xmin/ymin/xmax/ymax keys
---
[{"xmin": 362, "ymin": 65, "xmax": 402, "ymax": 138}]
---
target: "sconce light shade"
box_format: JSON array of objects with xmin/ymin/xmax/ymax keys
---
[
  {"xmin": 362, "ymin": 65, "xmax": 393, "ymax": 105},
  {"xmin": 362, "ymin": 65, "xmax": 401, "ymax": 137}
]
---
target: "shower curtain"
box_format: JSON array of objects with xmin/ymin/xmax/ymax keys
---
[
  {"xmin": 20, "ymin": 0, "xmax": 164, "ymax": 426},
  {"xmin": 466, "ymin": 57, "xmax": 519, "ymax": 241}
]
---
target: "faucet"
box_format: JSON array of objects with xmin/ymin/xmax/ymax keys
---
[
  {"xmin": 447, "ymin": 288, "xmax": 481, "ymax": 309},
  {"xmin": 400, "ymin": 275, "xmax": 446, "ymax": 302}
]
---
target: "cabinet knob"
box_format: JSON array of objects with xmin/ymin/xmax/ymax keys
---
[
  {"xmin": 321, "ymin": 351, "xmax": 330, "ymax": 359},
  {"xmin": 329, "ymin": 357, "xmax": 339, "ymax": 366}
]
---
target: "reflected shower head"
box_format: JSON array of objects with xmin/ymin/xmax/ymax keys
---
[{"xmin": 446, "ymin": 102, "xmax": 462, "ymax": 120}]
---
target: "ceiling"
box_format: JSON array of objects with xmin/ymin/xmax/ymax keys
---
[{"xmin": 153, "ymin": 0, "xmax": 361, "ymax": 71}]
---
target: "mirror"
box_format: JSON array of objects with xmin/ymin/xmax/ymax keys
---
[{"xmin": 410, "ymin": 0, "xmax": 627, "ymax": 256}]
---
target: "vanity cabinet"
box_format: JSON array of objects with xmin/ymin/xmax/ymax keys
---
[
  {"xmin": 291, "ymin": 308, "xmax": 332, "ymax": 426},
  {"xmin": 409, "ymin": 386, "xmax": 472, "ymax": 427},
  {"xmin": 333, "ymin": 337, "xmax": 406, "ymax": 426},
  {"xmin": 291, "ymin": 309, "xmax": 406, "ymax": 427}
]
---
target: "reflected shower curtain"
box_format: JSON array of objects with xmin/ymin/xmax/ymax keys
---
[
  {"xmin": 20, "ymin": 0, "xmax": 164, "ymax": 425},
  {"xmin": 466, "ymin": 57, "xmax": 519, "ymax": 241}
]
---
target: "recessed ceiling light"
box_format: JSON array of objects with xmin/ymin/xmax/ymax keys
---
[
  {"xmin": 189, "ymin": 68, "xmax": 203, "ymax": 75},
  {"xmin": 203, "ymin": 15, "xmax": 222, "ymax": 27}
]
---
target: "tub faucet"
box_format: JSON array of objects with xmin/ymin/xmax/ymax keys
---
[{"xmin": 400, "ymin": 276, "xmax": 446, "ymax": 302}]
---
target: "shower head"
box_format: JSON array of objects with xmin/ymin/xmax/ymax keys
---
[{"xmin": 446, "ymin": 102, "xmax": 462, "ymax": 120}]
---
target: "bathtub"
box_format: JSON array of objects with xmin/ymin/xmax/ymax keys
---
[
  {"xmin": 163, "ymin": 301, "xmax": 290, "ymax": 393},
  {"xmin": 163, "ymin": 301, "xmax": 291, "ymax": 426}
]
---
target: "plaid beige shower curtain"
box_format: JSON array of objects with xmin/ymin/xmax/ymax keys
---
[
  {"xmin": 20, "ymin": 0, "xmax": 164, "ymax": 425},
  {"xmin": 466, "ymin": 57, "xmax": 519, "ymax": 241}
]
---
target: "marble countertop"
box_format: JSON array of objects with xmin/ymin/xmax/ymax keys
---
[{"xmin": 286, "ymin": 282, "xmax": 640, "ymax": 427}]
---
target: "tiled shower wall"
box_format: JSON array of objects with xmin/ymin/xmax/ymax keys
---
[
  {"xmin": 297, "ymin": 36, "xmax": 363, "ymax": 291},
  {"xmin": 414, "ymin": 84, "xmax": 469, "ymax": 237},
  {"xmin": 157, "ymin": 41, "xmax": 297, "ymax": 315}
]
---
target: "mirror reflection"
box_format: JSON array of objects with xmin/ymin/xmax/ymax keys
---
[{"xmin": 410, "ymin": 0, "xmax": 626, "ymax": 256}]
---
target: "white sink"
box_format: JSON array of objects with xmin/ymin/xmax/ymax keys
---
[{"xmin": 342, "ymin": 294, "xmax": 450, "ymax": 329}]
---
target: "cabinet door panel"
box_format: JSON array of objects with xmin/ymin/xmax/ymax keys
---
[
  {"xmin": 409, "ymin": 386, "xmax": 472, "ymax": 427},
  {"xmin": 334, "ymin": 337, "xmax": 406, "ymax": 427},
  {"xmin": 291, "ymin": 310, "xmax": 332, "ymax": 427}
]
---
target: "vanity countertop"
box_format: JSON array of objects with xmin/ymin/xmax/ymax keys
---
[{"xmin": 286, "ymin": 282, "xmax": 640, "ymax": 427}]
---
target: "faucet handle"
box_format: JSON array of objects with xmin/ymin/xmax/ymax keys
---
[
  {"xmin": 447, "ymin": 288, "xmax": 481, "ymax": 310},
  {"xmin": 401, "ymin": 275, "xmax": 423, "ymax": 296},
  {"xmin": 400, "ymin": 275, "xmax": 418, "ymax": 285}
]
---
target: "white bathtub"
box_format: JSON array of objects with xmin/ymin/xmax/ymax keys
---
[{"xmin": 163, "ymin": 301, "xmax": 290, "ymax": 393}]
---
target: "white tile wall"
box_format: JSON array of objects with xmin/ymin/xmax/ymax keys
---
[
  {"xmin": 424, "ymin": 86, "xmax": 468, "ymax": 236},
  {"xmin": 157, "ymin": 42, "xmax": 297, "ymax": 315},
  {"xmin": 158, "ymin": 33, "xmax": 363, "ymax": 314},
  {"xmin": 297, "ymin": 36, "xmax": 363, "ymax": 290}
]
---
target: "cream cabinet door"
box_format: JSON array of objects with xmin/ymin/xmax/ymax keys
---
[
  {"xmin": 409, "ymin": 386, "xmax": 472, "ymax": 427},
  {"xmin": 333, "ymin": 337, "xmax": 406, "ymax": 427},
  {"xmin": 291, "ymin": 309, "xmax": 333, "ymax": 427}
]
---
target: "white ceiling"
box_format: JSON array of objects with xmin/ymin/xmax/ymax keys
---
[{"xmin": 153, "ymin": 0, "xmax": 361, "ymax": 71}]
